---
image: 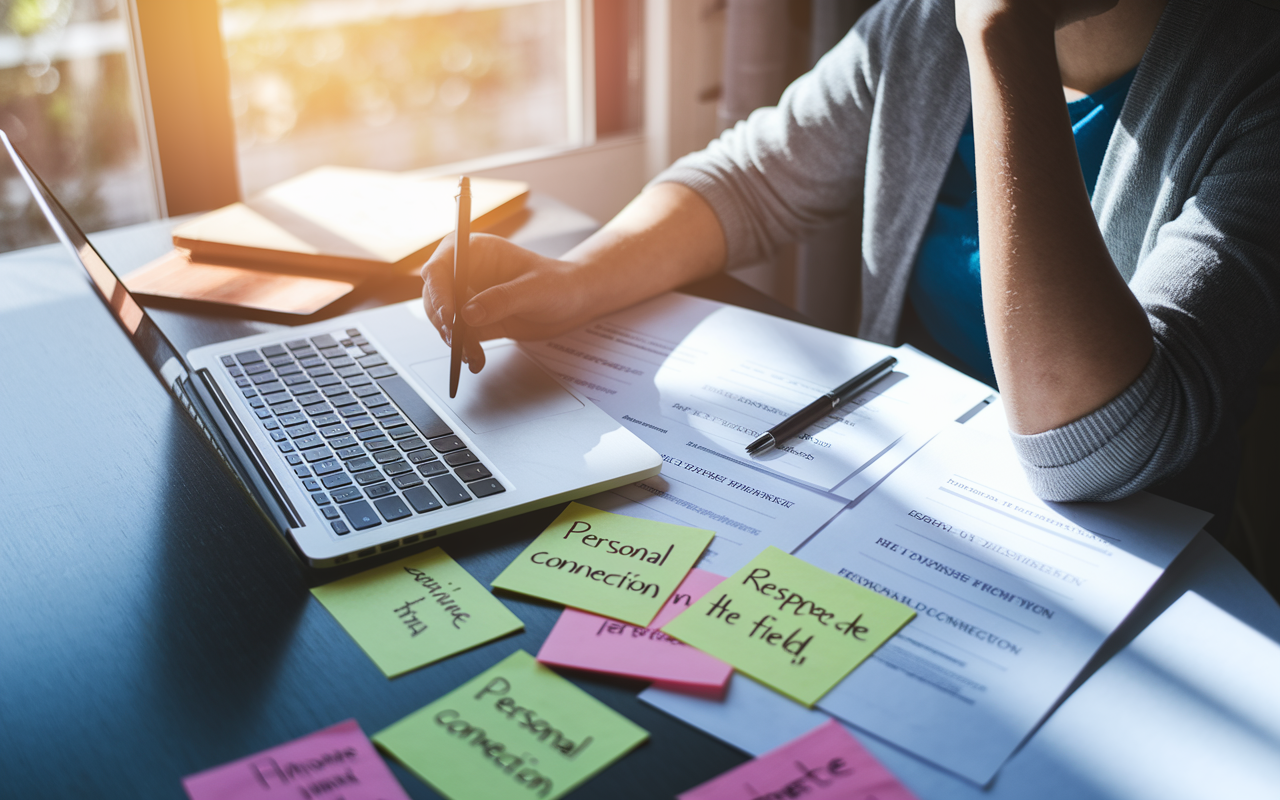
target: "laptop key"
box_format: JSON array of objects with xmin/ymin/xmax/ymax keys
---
[
  {"xmin": 312, "ymin": 414, "xmax": 342, "ymax": 428},
  {"xmin": 365, "ymin": 482, "xmax": 396, "ymax": 499},
  {"xmin": 295, "ymin": 392, "xmax": 325, "ymax": 406},
  {"xmin": 330, "ymin": 356, "xmax": 356, "ymax": 369},
  {"xmin": 393, "ymin": 474, "xmax": 423, "ymax": 489},
  {"xmin": 337, "ymin": 365, "xmax": 363, "ymax": 379},
  {"xmin": 371, "ymin": 405, "xmax": 400, "ymax": 420},
  {"xmin": 367, "ymin": 365, "xmax": 397, "ymax": 379},
  {"xmin": 336, "ymin": 446, "xmax": 365, "ymax": 461},
  {"xmin": 286, "ymin": 339, "xmax": 309, "ymax": 350},
  {"xmin": 330, "ymin": 486, "xmax": 362, "ymax": 504},
  {"xmin": 321, "ymin": 506, "xmax": 340, "ymax": 520},
  {"xmin": 417, "ymin": 460, "xmax": 448, "ymax": 478},
  {"xmin": 286, "ymin": 453, "xmax": 303, "ymax": 466},
  {"xmin": 330, "ymin": 434, "xmax": 358, "ymax": 449},
  {"xmin": 302, "ymin": 444, "xmax": 332, "ymax": 461},
  {"xmin": 235, "ymin": 377, "xmax": 252, "ymax": 389},
  {"xmin": 278, "ymin": 413, "xmax": 307, "ymax": 428},
  {"xmin": 378, "ymin": 415, "xmax": 407, "ymax": 430},
  {"xmin": 269, "ymin": 430, "xmax": 285, "ymax": 443},
  {"xmin": 398, "ymin": 437, "xmax": 426, "ymax": 451},
  {"xmin": 365, "ymin": 437, "xmax": 393, "ymax": 451},
  {"xmin": 319, "ymin": 346, "xmax": 345, "ymax": 360},
  {"xmin": 235, "ymin": 350, "xmax": 262, "ymax": 365},
  {"xmin": 339, "ymin": 405, "xmax": 367, "ymax": 419},
  {"xmin": 287, "ymin": 381, "xmax": 316, "ymax": 396},
  {"xmin": 339, "ymin": 500, "xmax": 380, "ymax": 530},
  {"xmin": 331, "ymin": 520, "xmax": 350, "ymax": 535},
  {"xmin": 301, "ymin": 358, "xmax": 326, "ymax": 371},
  {"xmin": 384, "ymin": 460, "xmax": 413, "ymax": 476},
  {"xmin": 252, "ymin": 371, "xmax": 280, "ymax": 385},
  {"xmin": 268, "ymin": 355, "xmax": 294, "ymax": 368},
  {"xmin": 357, "ymin": 353, "xmax": 386, "ymax": 368},
  {"xmin": 344, "ymin": 374, "xmax": 372, "ymax": 388},
  {"xmin": 293, "ymin": 465, "xmax": 310, "ymax": 478},
  {"xmin": 429, "ymin": 435, "xmax": 466, "ymax": 453},
  {"xmin": 346, "ymin": 456, "xmax": 376, "ymax": 472},
  {"xmin": 428, "ymin": 474, "xmax": 471, "ymax": 505},
  {"xmin": 273, "ymin": 402, "xmax": 301, "ymax": 416},
  {"xmin": 321, "ymin": 384, "xmax": 349, "ymax": 397},
  {"xmin": 353, "ymin": 384, "xmax": 381, "ymax": 398},
  {"xmin": 355, "ymin": 426, "xmax": 385, "ymax": 441},
  {"xmin": 312, "ymin": 458, "xmax": 343, "ymax": 476},
  {"xmin": 408, "ymin": 449, "xmax": 438, "ymax": 464},
  {"xmin": 444, "ymin": 449, "xmax": 478, "ymax": 467},
  {"xmin": 284, "ymin": 373, "xmax": 311, "ymax": 386},
  {"xmin": 262, "ymin": 344, "xmax": 288, "ymax": 358},
  {"xmin": 318, "ymin": 424, "xmax": 347, "ymax": 438},
  {"xmin": 347, "ymin": 416, "xmax": 375, "ymax": 429},
  {"xmin": 455, "ymin": 463, "xmax": 493, "ymax": 482},
  {"xmin": 311, "ymin": 492, "xmax": 329, "ymax": 505},
  {"xmin": 246, "ymin": 362, "xmax": 272, "ymax": 375},
  {"xmin": 262, "ymin": 417, "xmax": 280, "ymax": 430},
  {"xmin": 330, "ymin": 393, "xmax": 359, "ymax": 408},
  {"xmin": 355, "ymin": 470, "xmax": 385, "ymax": 486},
  {"xmin": 285, "ymin": 422, "xmax": 315, "ymax": 438},
  {"xmin": 264, "ymin": 391, "xmax": 293, "ymax": 405},
  {"xmin": 386, "ymin": 425, "xmax": 417, "ymax": 440},
  {"xmin": 403, "ymin": 485, "xmax": 442, "ymax": 513},
  {"xmin": 303, "ymin": 478, "xmax": 322, "ymax": 492},
  {"xmin": 255, "ymin": 408, "xmax": 273, "ymax": 419},
  {"xmin": 374, "ymin": 496, "xmax": 412, "ymax": 522},
  {"xmin": 276, "ymin": 364, "xmax": 303, "ymax": 377},
  {"xmin": 278, "ymin": 441, "xmax": 295, "ymax": 453},
  {"xmin": 322, "ymin": 472, "xmax": 352, "ymax": 489},
  {"xmin": 293, "ymin": 434, "xmax": 323, "ymax": 451},
  {"xmin": 469, "ymin": 478, "xmax": 506, "ymax": 498},
  {"xmin": 362, "ymin": 393, "xmax": 390, "ymax": 408},
  {"xmin": 374, "ymin": 449, "xmax": 402, "ymax": 464},
  {"xmin": 221, "ymin": 355, "xmax": 237, "ymax": 367},
  {"xmin": 314, "ymin": 374, "xmax": 342, "ymax": 388}
]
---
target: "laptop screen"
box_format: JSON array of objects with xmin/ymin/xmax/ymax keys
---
[{"xmin": 2, "ymin": 132, "xmax": 192, "ymax": 396}]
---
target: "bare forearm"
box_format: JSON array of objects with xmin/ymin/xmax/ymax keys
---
[
  {"xmin": 559, "ymin": 182, "xmax": 727, "ymax": 319},
  {"xmin": 962, "ymin": 7, "xmax": 1152, "ymax": 433}
]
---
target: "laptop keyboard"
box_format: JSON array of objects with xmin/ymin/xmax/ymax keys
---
[{"xmin": 217, "ymin": 327, "xmax": 504, "ymax": 537}]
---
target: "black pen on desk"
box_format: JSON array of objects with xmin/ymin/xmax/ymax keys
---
[
  {"xmin": 449, "ymin": 176, "xmax": 471, "ymax": 398},
  {"xmin": 745, "ymin": 355, "xmax": 898, "ymax": 456}
]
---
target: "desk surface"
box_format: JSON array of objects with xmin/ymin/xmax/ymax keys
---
[{"xmin": 2, "ymin": 198, "xmax": 1278, "ymax": 799}]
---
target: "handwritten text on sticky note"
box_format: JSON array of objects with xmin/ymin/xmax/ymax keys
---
[
  {"xmin": 374, "ymin": 649, "xmax": 648, "ymax": 800},
  {"xmin": 537, "ymin": 568, "xmax": 732, "ymax": 692},
  {"xmin": 492, "ymin": 503, "xmax": 714, "ymax": 626},
  {"xmin": 662, "ymin": 547, "xmax": 915, "ymax": 706},
  {"xmin": 678, "ymin": 719, "xmax": 919, "ymax": 800},
  {"xmin": 311, "ymin": 548, "xmax": 524, "ymax": 678},
  {"xmin": 182, "ymin": 719, "xmax": 411, "ymax": 800}
]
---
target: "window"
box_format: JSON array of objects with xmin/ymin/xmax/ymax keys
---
[{"xmin": 0, "ymin": 0, "xmax": 160, "ymax": 252}]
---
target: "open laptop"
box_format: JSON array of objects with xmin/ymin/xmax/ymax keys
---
[{"xmin": 4, "ymin": 131, "xmax": 661, "ymax": 567}]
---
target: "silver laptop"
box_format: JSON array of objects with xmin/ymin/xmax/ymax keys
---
[{"xmin": 5, "ymin": 132, "xmax": 660, "ymax": 567}]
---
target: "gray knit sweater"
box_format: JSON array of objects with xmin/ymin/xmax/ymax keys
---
[{"xmin": 656, "ymin": 0, "xmax": 1280, "ymax": 520}]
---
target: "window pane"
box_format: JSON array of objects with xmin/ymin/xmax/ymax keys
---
[
  {"xmin": 0, "ymin": 0, "xmax": 159, "ymax": 252},
  {"xmin": 220, "ymin": 0, "xmax": 569, "ymax": 196}
]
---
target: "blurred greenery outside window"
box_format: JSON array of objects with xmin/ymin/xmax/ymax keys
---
[
  {"xmin": 0, "ymin": 0, "xmax": 159, "ymax": 252},
  {"xmin": 221, "ymin": 0, "xmax": 574, "ymax": 195}
]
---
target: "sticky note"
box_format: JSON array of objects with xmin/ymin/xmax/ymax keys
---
[
  {"xmin": 661, "ymin": 547, "xmax": 915, "ymax": 707},
  {"xmin": 492, "ymin": 502, "xmax": 715, "ymax": 626},
  {"xmin": 311, "ymin": 548, "xmax": 524, "ymax": 678},
  {"xmin": 182, "ymin": 718, "xmax": 411, "ymax": 800},
  {"xmin": 374, "ymin": 649, "xmax": 649, "ymax": 800},
  {"xmin": 537, "ymin": 569, "xmax": 733, "ymax": 693},
  {"xmin": 677, "ymin": 719, "xmax": 919, "ymax": 800}
]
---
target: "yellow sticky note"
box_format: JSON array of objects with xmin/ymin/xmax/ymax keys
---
[
  {"xmin": 492, "ymin": 503, "xmax": 715, "ymax": 626},
  {"xmin": 311, "ymin": 548, "xmax": 524, "ymax": 678},
  {"xmin": 662, "ymin": 547, "xmax": 916, "ymax": 707},
  {"xmin": 374, "ymin": 649, "xmax": 649, "ymax": 800}
]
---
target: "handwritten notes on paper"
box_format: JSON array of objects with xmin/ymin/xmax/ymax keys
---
[
  {"xmin": 677, "ymin": 719, "xmax": 919, "ymax": 800},
  {"xmin": 492, "ymin": 503, "xmax": 715, "ymax": 626},
  {"xmin": 311, "ymin": 548, "xmax": 524, "ymax": 678},
  {"xmin": 537, "ymin": 568, "xmax": 732, "ymax": 693},
  {"xmin": 662, "ymin": 547, "xmax": 915, "ymax": 707},
  {"xmin": 373, "ymin": 650, "xmax": 648, "ymax": 800},
  {"xmin": 182, "ymin": 719, "xmax": 410, "ymax": 800}
]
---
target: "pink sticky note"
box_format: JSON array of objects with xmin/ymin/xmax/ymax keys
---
[
  {"xmin": 182, "ymin": 719, "xmax": 411, "ymax": 800},
  {"xmin": 678, "ymin": 719, "xmax": 919, "ymax": 800},
  {"xmin": 537, "ymin": 568, "xmax": 733, "ymax": 693}
]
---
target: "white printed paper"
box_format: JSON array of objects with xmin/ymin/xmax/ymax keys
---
[{"xmin": 796, "ymin": 423, "xmax": 1209, "ymax": 784}]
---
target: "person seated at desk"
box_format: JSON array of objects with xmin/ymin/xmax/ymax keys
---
[{"xmin": 421, "ymin": 0, "xmax": 1280, "ymax": 531}]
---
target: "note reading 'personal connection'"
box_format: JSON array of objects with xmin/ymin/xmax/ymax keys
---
[
  {"xmin": 492, "ymin": 503, "xmax": 715, "ymax": 626},
  {"xmin": 374, "ymin": 649, "xmax": 648, "ymax": 800},
  {"xmin": 311, "ymin": 548, "xmax": 524, "ymax": 678},
  {"xmin": 662, "ymin": 547, "xmax": 916, "ymax": 706}
]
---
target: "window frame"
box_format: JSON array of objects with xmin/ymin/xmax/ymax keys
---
[{"xmin": 129, "ymin": 0, "xmax": 715, "ymax": 222}]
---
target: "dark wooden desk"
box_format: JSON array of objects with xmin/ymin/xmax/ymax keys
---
[{"xmin": 0, "ymin": 195, "xmax": 799, "ymax": 799}]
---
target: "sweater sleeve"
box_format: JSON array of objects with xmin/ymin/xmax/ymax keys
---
[
  {"xmin": 648, "ymin": 2, "xmax": 889, "ymax": 269},
  {"xmin": 1011, "ymin": 100, "xmax": 1280, "ymax": 502}
]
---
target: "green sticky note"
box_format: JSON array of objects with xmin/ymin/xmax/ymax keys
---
[
  {"xmin": 661, "ymin": 546, "xmax": 916, "ymax": 707},
  {"xmin": 491, "ymin": 503, "xmax": 715, "ymax": 626},
  {"xmin": 374, "ymin": 649, "xmax": 648, "ymax": 800},
  {"xmin": 311, "ymin": 548, "xmax": 524, "ymax": 678}
]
